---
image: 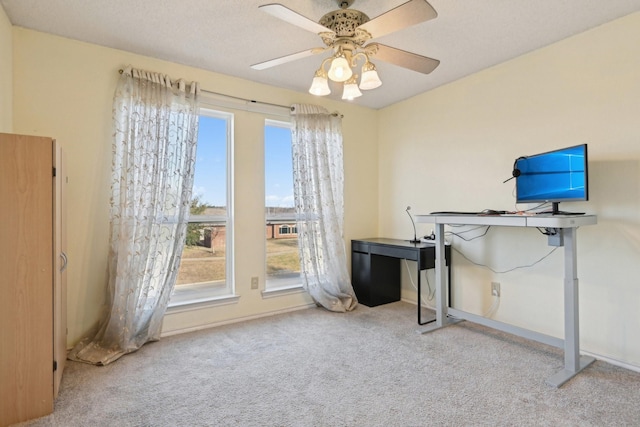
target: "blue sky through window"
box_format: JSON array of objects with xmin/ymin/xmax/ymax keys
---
[
  {"xmin": 192, "ymin": 115, "xmax": 227, "ymax": 207},
  {"xmin": 192, "ymin": 116, "xmax": 293, "ymax": 208},
  {"xmin": 265, "ymin": 124, "xmax": 294, "ymax": 208}
]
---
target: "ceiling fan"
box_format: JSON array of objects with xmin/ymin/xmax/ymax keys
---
[{"xmin": 251, "ymin": 0, "xmax": 440, "ymax": 100}]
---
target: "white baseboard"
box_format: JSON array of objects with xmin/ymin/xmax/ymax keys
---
[
  {"xmin": 160, "ymin": 302, "xmax": 316, "ymax": 338},
  {"xmin": 582, "ymin": 350, "xmax": 640, "ymax": 373}
]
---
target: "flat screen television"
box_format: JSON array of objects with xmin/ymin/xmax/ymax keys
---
[{"xmin": 515, "ymin": 144, "xmax": 588, "ymax": 215}]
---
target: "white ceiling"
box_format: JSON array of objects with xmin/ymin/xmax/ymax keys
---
[{"xmin": 2, "ymin": 0, "xmax": 640, "ymax": 109}]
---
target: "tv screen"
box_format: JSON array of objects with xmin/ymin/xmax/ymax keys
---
[{"xmin": 515, "ymin": 144, "xmax": 588, "ymax": 210}]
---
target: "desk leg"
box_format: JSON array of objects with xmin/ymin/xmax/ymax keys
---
[
  {"xmin": 420, "ymin": 224, "xmax": 459, "ymax": 333},
  {"xmin": 545, "ymin": 227, "xmax": 595, "ymax": 387},
  {"xmin": 435, "ymin": 224, "xmax": 447, "ymax": 327},
  {"xmin": 417, "ymin": 248, "xmax": 428, "ymax": 325},
  {"xmin": 418, "ymin": 246, "xmax": 453, "ymax": 326}
]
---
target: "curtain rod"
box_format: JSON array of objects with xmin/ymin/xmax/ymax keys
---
[{"xmin": 117, "ymin": 68, "xmax": 343, "ymax": 118}]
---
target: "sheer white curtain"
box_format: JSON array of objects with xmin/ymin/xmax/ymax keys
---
[
  {"xmin": 290, "ymin": 104, "xmax": 357, "ymax": 312},
  {"xmin": 69, "ymin": 66, "xmax": 200, "ymax": 365}
]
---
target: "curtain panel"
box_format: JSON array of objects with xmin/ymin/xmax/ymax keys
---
[
  {"xmin": 290, "ymin": 104, "xmax": 357, "ymax": 312},
  {"xmin": 69, "ymin": 66, "xmax": 200, "ymax": 365}
]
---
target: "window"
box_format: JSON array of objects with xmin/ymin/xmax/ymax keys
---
[
  {"xmin": 278, "ymin": 225, "xmax": 297, "ymax": 235},
  {"xmin": 170, "ymin": 108, "xmax": 234, "ymax": 306},
  {"xmin": 265, "ymin": 120, "xmax": 300, "ymax": 290}
]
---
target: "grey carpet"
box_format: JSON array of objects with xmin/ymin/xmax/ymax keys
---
[{"xmin": 18, "ymin": 302, "xmax": 640, "ymax": 427}]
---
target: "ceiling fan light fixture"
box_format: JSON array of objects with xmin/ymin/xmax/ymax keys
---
[
  {"xmin": 255, "ymin": 1, "xmax": 440, "ymax": 102},
  {"xmin": 341, "ymin": 75, "xmax": 362, "ymax": 100},
  {"xmin": 327, "ymin": 54, "xmax": 353, "ymax": 82},
  {"xmin": 359, "ymin": 60, "xmax": 382, "ymax": 90},
  {"xmin": 309, "ymin": 69, "xmax": 331, "ymax": 96}
]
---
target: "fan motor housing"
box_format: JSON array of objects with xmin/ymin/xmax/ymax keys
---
[{"xmin": 319, "ymin": 9, "xmax": 369, "ymax": 37}]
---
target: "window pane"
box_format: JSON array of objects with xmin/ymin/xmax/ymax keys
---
[
  {"xmin": 172, "ymin": 111, "xmax": 232, "ymax": 304},
  {"xmin": 192, "ymin": 114, "xmax": 228, "ymax": 217},
  {"xmin": 265, "ymin": 121, "xmax": 300, "ymax": 289}
]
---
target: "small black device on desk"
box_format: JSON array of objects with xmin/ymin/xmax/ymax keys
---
[{"xmin": 351, "ymin": 238, "xmax": 451, "ymax": 325}]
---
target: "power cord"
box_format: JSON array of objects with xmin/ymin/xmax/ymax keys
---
[
  {"xmin": 446, "ymin": 223, "xmax": 560, "ymax": 273},
  {"xmin": 426, "ymin": 215, "xmax": 551, "ymax": 318},
  {"xmin": 403, "ymin": 259, "xmax": 435, "ymax": 309},
  {"xmin": 403, "ymin": 258, "xmax": 501, "ymax": 317},
  {"xmin": 483, "ymin": 294, "xmax": 500, "ymax": 318},
  {"xmin": 446, "ymin": 225, "xmax": 491, "ymax": 241},
  {"xmin": 450, "ymin": 245, "xmax": 559, "ymax": 274}
]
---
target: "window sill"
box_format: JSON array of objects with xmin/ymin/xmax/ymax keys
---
[
  {"xmin": 166, "ymin": 294, "xmax": 240, "ymax": 314},
  {"xmin": 261, "ymin": 283, "xmax": 305, "ymax": 299}
]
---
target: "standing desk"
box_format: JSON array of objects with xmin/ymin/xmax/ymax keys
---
[
  {"xmin": 351, "ymin": 238, "xmax": 451, "ymax": 325},
  {"xmin": 415, "ymin": 213, "xmax": 597, "ymax": 387}
]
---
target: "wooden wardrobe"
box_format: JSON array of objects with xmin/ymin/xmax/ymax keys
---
[{"xmin": 0, "ymin": 133, "xmax": 67, "ymax": 426}]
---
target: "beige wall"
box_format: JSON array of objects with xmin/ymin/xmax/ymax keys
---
[
  {"xmin": 0, "ymin": 5, "xmax": 12, "ymax": 132},
  {"xmin": 12, "ymin": 28, "xmax": 378, "ymax": 344},
  {"xmin": 379, "ymin": 13, "xmax": 640, "ymax": 369},
  {"xmin": 10, "ymin": 11, "xmax": 638, "ymax": 370}
]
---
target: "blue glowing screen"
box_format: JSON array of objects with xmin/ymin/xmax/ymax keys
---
[{"xmin": 515, "ymin": 144, "xmax": 588, "ymax": 203}]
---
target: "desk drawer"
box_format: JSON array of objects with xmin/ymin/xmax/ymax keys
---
[
  {"xmin": 370, "ymin": 245, "xmax": 418, "ymax": 261},
  {"xmin": 352, "ymin": 241, "xmax": 370, "ymax": 254}
]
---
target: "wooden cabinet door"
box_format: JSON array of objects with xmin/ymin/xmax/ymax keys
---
[
  {"xmin": 53, "ymin": 141, "xmax": 67, "ymax": 398},
  {"xmin": 0, "ymin": 133, "xmax": 55, "ymax": 426}
]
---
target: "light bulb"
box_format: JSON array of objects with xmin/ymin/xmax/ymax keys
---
[{"xmin": 328, "ymin": 55, "xmax": 352, "ymax": 83}]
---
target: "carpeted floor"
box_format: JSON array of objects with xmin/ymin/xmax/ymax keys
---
[{"xmin": 17, "ymin": 302, "xmax": 640, "ymax": 426}]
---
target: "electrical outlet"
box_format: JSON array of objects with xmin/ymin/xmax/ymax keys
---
[
  {"xmin": 491, "ymin": 282, "xmax": 500, "ymax": 297},
  {"xmin": 251, "ymin": 276, "xmax": 259, "ymax": 290}
]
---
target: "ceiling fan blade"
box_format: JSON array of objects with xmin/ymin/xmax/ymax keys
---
[
  {"xmin": 358, "ymin": 0, "xmax": 437, "ymax": 39},
  {"xmin": 259, "ymin": 3, "xmax": 333, "ymax": 35},
  {"xmin": 368, "ymin": 43, "xmax": 440, "ymax": 74},
  {"xmin": 251, "ymin": 48, "xmax": 326, "ymax": 70}
]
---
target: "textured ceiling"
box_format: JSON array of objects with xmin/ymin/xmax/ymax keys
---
[{"xmin": 2, "ymin": 0, "xmax": 640, "ymax": 109}]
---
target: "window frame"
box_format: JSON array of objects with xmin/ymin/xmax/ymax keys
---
[
  {"xmin": 263, "ymin": 118, "xmax": 303, "ymax": 294},
  {"xmin": 168, "ymin": 108, "xmax": 235, "ymax": 308}
]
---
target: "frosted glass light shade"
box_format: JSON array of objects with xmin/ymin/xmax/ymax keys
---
[
  {"xmin": 328, "ymin": 56, "xmax": 353, "ymax": 82},
  {"xmin": 359, "ymin": 63, "xmax": 382, "ymax": 90},
  {"xmin": 341, "ymin": 76, "xmax": 362, "ymax": 100},
  {"xmin": 309, "ymin": 75, "xmax": 331, "ymax": 96}
]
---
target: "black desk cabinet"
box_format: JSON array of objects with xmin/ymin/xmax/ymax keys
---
[
  {"xmin": 352, "ymin": 243, "xmax": 400, "ymax": 306},
  {"xmin": 351, "ymin": 238, "xmax": 450, "ymax": 309}
]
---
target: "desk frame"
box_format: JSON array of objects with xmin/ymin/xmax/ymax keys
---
[
  {"xmin": 351, "ymin": 238, "xmax": 450, "ymax": 325},
  {"xmin": 415, "ymin": 214, "xmax": 597, "ymax": 387}
]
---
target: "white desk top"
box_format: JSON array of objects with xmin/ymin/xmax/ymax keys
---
[{"xmin": 415, "ymin": 213, "xmax": 597, "ymax": 228}]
